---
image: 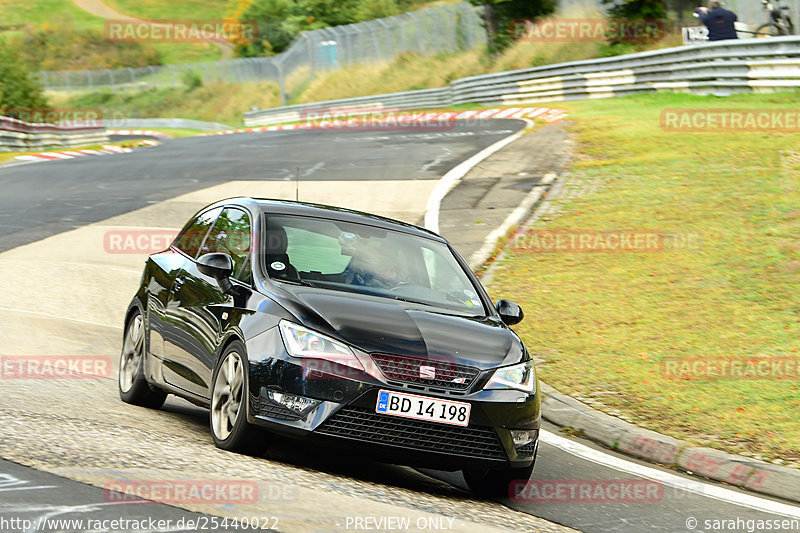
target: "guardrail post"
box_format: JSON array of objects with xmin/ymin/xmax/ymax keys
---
[
  {"xmin": 276, "ymin": 59, "xmax": 287, "ymax": 105},
  {"xmin": 375, "ymin": 18, "xmax": 392, "ymax": 59},
  {"xmin": 305, "ymin": 34, "xmax": 315, "ymax": 76},
  {"xmin": 427, "ymin": 11, "xmax": 440, "ymax": 52},
  {"xmin": 412, "ymin": 12, "xmax": 424, "ymax": 53}
]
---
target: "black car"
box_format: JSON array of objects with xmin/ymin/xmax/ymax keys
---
[{"xmin": 119, "ymin": 197, "xmax": 540, "ymax": 496}]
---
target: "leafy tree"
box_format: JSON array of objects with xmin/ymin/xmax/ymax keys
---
[
  {"xmin": 237, "ymin": 0, "xmax": 431, "ymax": 56},
  {"xmin": 602, "ymin": 0, "xmax": 667, "ymax": 20},
  {"xmin": 470, "ymin": 0, "xmax": 557, "ymax": 54},
  {"xmin": 0, "ymin": 42, "xmax": 49, "ymax": 113}
]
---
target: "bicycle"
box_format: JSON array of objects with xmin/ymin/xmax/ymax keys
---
[{"xmin": 755, "ymin": 0, "xmax": 795, "ymax": 37}]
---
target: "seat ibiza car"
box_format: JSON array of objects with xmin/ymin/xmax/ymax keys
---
[{"xmin": 119, "ymin": 197, "xmax": 540, "ymax": 496}]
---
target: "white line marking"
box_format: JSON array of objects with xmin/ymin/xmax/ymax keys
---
[
  {"xmin": 423, "ymin": 119, "xmax": 534, "ymax": 234},
  {"xmin": 0, "ymin": 308, "xmax": 120, "ymax": 329},
  {"xmin": 540, "ymin": 430, "xmax": 800, "ymax": 518},
  {"xmin": 468, "ymin": 173, "xmax": 555, "ymax": 268}
]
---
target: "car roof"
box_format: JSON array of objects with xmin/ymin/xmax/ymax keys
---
[{"xmin": 208, "ymin": 197, "xmax": 446, "ymax": 242}]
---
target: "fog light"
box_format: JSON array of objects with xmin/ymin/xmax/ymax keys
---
[
  {"xmin": 510, "ymin": 429, "xmax": 537, "ymax": 447},
  {"xmin": 267, "ymin": 390, "xmax": 320, "ymax": 415}
]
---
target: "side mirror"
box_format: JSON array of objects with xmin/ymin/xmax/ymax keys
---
[
  {"xmin": 495, "ymin": 299, "xmax": 524, "ymax": 326},
  {"xmin": 197, "ymin": 253, "xmax": 233, "ymax": 293}
]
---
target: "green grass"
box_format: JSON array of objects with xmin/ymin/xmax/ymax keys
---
[
  {"xmin": 53, "ymin": 81, "xmax": 282, "ymax": 126},
  {"xmin": 0, "ymin": 0, "xmax": 104, "ymax": 29},
  {"xmin": 103, "ymin": 0, "xmax": 232, "ymax": 20},
  {"xmin": 487, "ymin": 91, "xmax": 800, "ymax": 467},
  {"xmin": 139, "ymin": 127, "xmax": 205, "ymax": 137},
  {"xmin": 0, "ymin": 0, "xmax": 225, "ymax": 65}
]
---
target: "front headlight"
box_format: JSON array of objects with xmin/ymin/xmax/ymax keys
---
[
  {"xmin": 484, "ymin": 360, "xmax": 536, "ymax": 393},
  {"xmin": 278, "ymin": 320, "xmax": 364, "ymax": 372}
]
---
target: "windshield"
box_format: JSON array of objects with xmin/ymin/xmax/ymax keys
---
[{"xmin": 261, "ymin": 215, "xmax": 486, "ymax": 315}]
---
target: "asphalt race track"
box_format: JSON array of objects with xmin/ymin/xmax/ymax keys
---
[{"xmin": 1, "ymin": 120, "xmax": 799, "ymax": 532}]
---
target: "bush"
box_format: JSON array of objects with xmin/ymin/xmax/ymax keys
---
[
  {"xmin": 0, "ymin": 42, "xmax": 49, "ymax": 113},
  {"xmin": 182, "ymin": 69, "xmax": 204, "ymax": 91},
  {"xmin": 6, "ymin": 18, "xmax": 162, "ymax": 71}
]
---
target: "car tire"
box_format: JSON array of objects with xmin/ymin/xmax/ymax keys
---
[
  {"xmin": 210, "ymin": 341, "xmax": 271, "ymax": 456},
  {"xmin": 119, "ymin": 310, "xmax": 167, "ymax": 409},
  {"xmin": 463, "ymin": 461, "xmax": 535, "ymax": 498}
]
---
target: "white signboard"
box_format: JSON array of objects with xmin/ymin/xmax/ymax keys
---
[{"xmin": 682, "ymin": 25, "xmax": 709, "ymax": 43}]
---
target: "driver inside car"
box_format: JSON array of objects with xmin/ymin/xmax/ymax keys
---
[{"xmin": 349, "ymin": 242, "xmax": 405, "ymax": 290}]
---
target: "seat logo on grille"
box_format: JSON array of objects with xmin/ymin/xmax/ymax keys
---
[{"xmin": 419, "ymin": 365, "xmax": 436, "ymax": 379}]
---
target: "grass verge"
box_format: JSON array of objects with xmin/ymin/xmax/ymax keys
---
[
  {"xmin": 487, "ymin": 91, "xmax": 800, "ymax": 467},
  {"xmin": 51, "ymin": 81, "xmax": 282, "ymax": 126}
]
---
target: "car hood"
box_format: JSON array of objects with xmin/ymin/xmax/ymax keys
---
[{"xmin": 272, "ymin": 285, "xmax": 521, "ymax": 370}]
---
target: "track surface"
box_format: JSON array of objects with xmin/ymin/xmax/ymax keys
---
[
  {"xmin": 0, "ymin": 122, "xmax": 516, "ymax": 252},
  {"xmin": 1, "ymin": 121, "xmax": 799, "ymax": 533}
]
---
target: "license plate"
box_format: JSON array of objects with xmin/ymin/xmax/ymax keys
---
[{"xmin": 375, "ymin": 390, "xmax": 471, "ymax": 427}]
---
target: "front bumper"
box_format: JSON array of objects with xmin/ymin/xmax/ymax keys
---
[{"xmin": 244, "ymin": 328, "xmax": 541, "ymax": 470}]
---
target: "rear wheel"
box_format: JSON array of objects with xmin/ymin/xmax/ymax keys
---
[
  {"xmin": 210, "ymin": 342, "xmax": 270, "ymax": 455},
  {"xmin": 463, "ymin": 461, "xmax": 535, "ymax": 498},
  {"xmin": 119, "ymin": 311, "xmax": 167, "ymax": 408}
]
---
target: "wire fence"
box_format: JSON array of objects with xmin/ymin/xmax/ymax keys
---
[{"xmin": 34, "ymin": 2, "xmax": 486, "ymax": 104}]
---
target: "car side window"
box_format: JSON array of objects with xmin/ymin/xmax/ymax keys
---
[
  {"xmin": 172, "ymin": 207, "xmax": 222, "ymax": 258},
  {"xmin": 199, "ymin": 208, "xmax": 252, "ymax": 283},
  {"xmin": 422, "ymin": 247, "xmax": 463, "ymax": 292}
]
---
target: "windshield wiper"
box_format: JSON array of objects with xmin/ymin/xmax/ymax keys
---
[
  {"xmin": 392, "ymin": 295, "xmax": 434, "ymax": 307},
  {"xmin": 275, "ymin": 278, "xmax": 317, "ymax": 287}
]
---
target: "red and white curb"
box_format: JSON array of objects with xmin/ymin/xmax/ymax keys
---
[
  {"xmin": 199, "ymin": 107, "xmax": 568, "ymax": 136},
  {"xmin": 107, "ymin": 129, "xmax": 173, "ymax": 139},
  {"xmin": 13, "ymin": 142, "xmax": 159, "ymax": 163}
]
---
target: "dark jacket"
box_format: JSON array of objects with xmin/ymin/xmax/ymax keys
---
[{"xmin": 699, "ymin": 6, "xmax": 739, "ymax": 40}]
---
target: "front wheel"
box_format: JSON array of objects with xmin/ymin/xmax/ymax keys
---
[
  {"xmin": 119, "ymin": 310, "xmax": 167, "ymax": 409},
  {"xmin": 210, "ymin": 342, "xmax": 270, "ymax": 455},
  {"xmin": 755, "ymin": 22, "xmax": 790, "ymax": 37},
  {"xmin": 463, "ymin": 461, "xmax": 535, "ymax": 498}
]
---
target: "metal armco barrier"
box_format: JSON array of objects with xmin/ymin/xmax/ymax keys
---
[
  {"xmin": 244, "ymin": 36, "xmax": 800, "ymax": 127},
  {"xmin": 0, "ymin": 116, "xmax": 109, "ymax": 152}
]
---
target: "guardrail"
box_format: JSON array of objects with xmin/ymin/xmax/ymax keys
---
[
  {"xmin": 103, "ymin": 118, "xmax": 233, "ymax": 131},
  {"xmin": 244, "ymin": 36, "xmax": 800, "ymax": 126},
  {"xmin": 0, "ymin": 116, "xmax": 109, "ymax": 152}
]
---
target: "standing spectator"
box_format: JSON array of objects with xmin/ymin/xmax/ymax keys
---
[{"xmin": 696, "ymin": 2, "xmax": 739, "ymax": 40}]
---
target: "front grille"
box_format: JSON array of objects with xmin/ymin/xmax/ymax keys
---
[
  {"xmin": 370, "ymin": 353, "xmax": 480, "ymax": 391},
  {"xmin": 316, "ymin": 406, "xmax": 507, "ymax": 460},
  {"xmin": 257, "ymin": 398, "xmax": 303, "ymax": 421},
  {"xmin": 515, "ymin": 441, "xmax": 537, "ymax": 457}
]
